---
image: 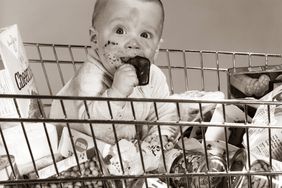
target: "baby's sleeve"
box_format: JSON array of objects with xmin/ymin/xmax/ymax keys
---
[
  {"xmin": 75, "ymin": 66, "xmax": 129, "ymax": 122},
  {"xmin": 146, "ymin": 65, "xmax": 179, "ymax": 141},
  {"xmin": 49, "ymin": 61, "xmax": 129, "ymax": 138}
]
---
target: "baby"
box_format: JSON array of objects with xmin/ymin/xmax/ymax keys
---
[{"xmin": 50, "ymin": 0, "xmax": 178, "ymax": 147}]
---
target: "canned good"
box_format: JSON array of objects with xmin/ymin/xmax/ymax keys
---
[
  {"xmin": 0, "ymin": 155, "xmax": 19, "ymax": 188},
  {"xmin": 169, "ymin": 150, "xmax": 226, "ymax": 188},
  {"xmin": 222, "ymin": 148, "xmax": 247, "ymax": 188},
  {"xmin": 238, "ymin": 160, "xmax": 280, "ymax": 188}
]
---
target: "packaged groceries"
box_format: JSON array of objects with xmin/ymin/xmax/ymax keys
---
[
  {"xmin": 0, "ymin": 24, "xmax": 41, "ymax": 122},
  {"xmin": 244, "ymin": 85, "xmax": 282, "ymax": 161},
  {"xmin": 160, "ymin": 149, "xmax": 226, "ymax": 188},
  {"xmin": 0, "ymin": 155, "xmax": 19, "ymax": 188},
  {"xmin": 58, "ymin": 127, "xmax": 111, "ymax": 158},
  {"xmin": 170, "ymin": 90, "xmax": 225, "ymax": 122},
  {"xmin": 169, "ymin": 90, "xmax": 225, "ymax": 140},
  {"xmin": 205, "ymin": 104, "xmax": 252, "ymax": 145},
  {"xmin": 235, "ymin": 153, "xmax": 282, "ymax": 188},
  {"xmin": 158, "ymin": 139, "xmax": 243, "ymax": 188},
  {"xmin": 228, "ymin": 65, "xmax": 282, "ymax": 99},
  {"xmin": 141, "ymin": 178, "xmax": 168, "ymax": 188},
  {"xmin": 0, "ymin": 70, "xmax": 17, "ymax": 121},
  {"xmin": 59, "ymin": 127, "xmax": 164, "ymax": 176},
  {"xmin": 28, "ymin": 148, "xmax": 117, "ymax": 188},
  {"xmin": 0, "ymin": 123, "xmax": 58, "ymax": 175},
  {"xmin": 104, "ymin": 139, "xmax": 162, "ymax": 175}
]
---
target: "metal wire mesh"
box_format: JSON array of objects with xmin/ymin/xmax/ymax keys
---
[{"xmin": 0, "ymin": 42, "xmax": 282, "ymax": 188}]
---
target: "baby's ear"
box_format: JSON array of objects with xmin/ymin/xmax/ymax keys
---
[
  {"xmin": 89, "ymin": 26, "xmax": 98, "ymax": 47},
  {"xmin": 154, "ymin": 38, "xmax": 164, "ymax": 61},
  {"xmin": 157, "ymin": 38, "xmax": 164, "ymax": 51}
]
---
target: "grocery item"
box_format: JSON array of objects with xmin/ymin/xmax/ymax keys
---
[
  {"xmin": 244, "ymin": 84, "xmax": 282, "ymax": 161},
  {"xmin": 169, "ymin": 90, "xmax": 225, "ymax": 122},
  {"xmin": 0, "ymin": 24, "xmax": 41, "ymax": 120},
  {"xmin": 169, "ymin": 90, "xmax": 225, "ymax": 139},
  {"xmin": 222, "ymin": 149, "xmax": 247, "ymax": 188},
  {"xmin": 236, "ymin": 157, "xmax": 282, "ymax": 188},
  {"xmin": 158, "ymin": 139, "xmax": 245, "ymax": 188},
  {"xmin": 0, "ymin": 70, "xmax": 17, "ymax": 124},
  {"xmin": 58, "ymin": 127, "xmax": 111, "ymax": 158},
  {"xmin": 106, "ymin": 139, "xmax": 162, "ymax": 175},
  {"xmin": 0, "ymin": 155, "xmax": 19, "ymax": 188},
  {"xmin": 167, "ymin": 149, "xmax": 226, "ymax": 188},
  {"xmin": 28, "ymin": 149, "xmax": 117, "ymax": 188},
  {"xmin": 124, "ymin": 56, "xmax": 151, "ymax": 86},
  {"xmin": 205, "ymin": 104, "xmax": 251, "ymax": 144},
  {"xmin": 228, "ymin": 65, "xmax": 282, "ymax": 99},
  {"xmin": 0, "ymin": 123, "xmax": 58, "ymax": 175},
  {"xmin": 142, "ymin": 178, "xmax": 168, "ymax": 188}
]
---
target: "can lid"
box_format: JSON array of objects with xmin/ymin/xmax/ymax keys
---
[{"xmin": 0, "ymin": 155, "xmax": 14, "ymax": 170}]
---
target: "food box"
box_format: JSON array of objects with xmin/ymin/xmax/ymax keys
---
[
  {"xmin": 58, "ymin": 127, "xmax": 111, "ymax": 158},
  {"xmin": 0, "ymin": 123, "xmax": 58, "ymax": 175},
  {"xmin": 0, "ymin": 24, "xmax": 41, "ymax": 122},
  {"xmin": 0, "ymin": 155, "xmax": 19, "ymax": 188},
  {"xmin": 28, "ymin": 148, "xmax": 117, "ymax": 188}
]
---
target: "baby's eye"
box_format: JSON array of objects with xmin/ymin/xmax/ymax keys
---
[
  {"xmin": 140, "ymin": 32, "xmax": 152, "ymax": 39},
  {"xmin": 115, "ymin": 27, "xmax": 125, "ymax": 35}
]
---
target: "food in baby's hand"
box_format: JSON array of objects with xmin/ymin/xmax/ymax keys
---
[{"xmin": 125, "ymin": 56, "xmax": 151, "ymax": 86}]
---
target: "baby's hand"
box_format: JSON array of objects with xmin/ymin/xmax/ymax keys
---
[{"xmin": 111, "ymin": 64, "xmax": 139, "ymax": 97}]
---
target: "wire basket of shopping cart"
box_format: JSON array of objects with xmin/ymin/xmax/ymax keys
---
[{"xmin": 0, "ymin": 42, "xmax": 282, "ymax": 188}]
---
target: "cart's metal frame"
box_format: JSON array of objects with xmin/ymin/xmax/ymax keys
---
[{"xmin": 0, "ymin": 42, "xmax": 282, "ymax": 188}]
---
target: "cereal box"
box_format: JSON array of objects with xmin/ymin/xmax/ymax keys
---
[{"xmin": 0, "ymin": 24, "xmax": 41, "ymax": 119}]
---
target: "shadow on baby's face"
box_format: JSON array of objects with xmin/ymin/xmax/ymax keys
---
[{"xmin": 90, "ymin": 0, "xmax": 164, "ymax": 75}]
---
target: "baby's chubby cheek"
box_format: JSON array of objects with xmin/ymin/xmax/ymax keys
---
[{"xmin": 103, "ymin": 52, "xmax": 123, "ymax": 68}]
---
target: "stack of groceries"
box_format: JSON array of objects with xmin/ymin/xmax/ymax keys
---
[{"xmin": 0, "ymin": 24, "xmax": 282, "ymax": 188}]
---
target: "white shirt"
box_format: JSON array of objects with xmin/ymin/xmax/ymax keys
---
[{"xmin": 49, "ymin": 55, "xmax": 178, "ymax": 144}]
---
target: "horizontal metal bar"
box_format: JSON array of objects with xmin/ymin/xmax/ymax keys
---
[
  {"xmin": 29, "ymin": 59, "xmax": 84, "ymax": 65},
  {"xmin": 29, "ymin": 59, "xmax": 228, "ymax": 72},
  {"xmin": 2, "ymin": 171, "xmax": 282, "ymax": 185},
  {"xmin": 24, "ymin": 42, "xmax": 90, "ymax": 49},
  {"xmin": 0, "ymin": 94, "xmax": 282, "ymax": 105},
  {"xmin": 158, "ymin": 65, "xmax": 228, "ymax": 72},
  {"xmin": 1, "ymin": 118, "xmax": 282, "ymax": 129},
  {"xmin": 24, "ymin": 42, "xmax": 282, "ymax": 58}
]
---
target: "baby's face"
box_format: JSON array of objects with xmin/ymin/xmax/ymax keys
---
[{"xmin": 91, "ymin": 0, "xmax": 163, "ymax": 75}]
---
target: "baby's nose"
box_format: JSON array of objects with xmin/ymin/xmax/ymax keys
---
[{"xmin": 124, "ymin": 38, "xmax": 141, "ymax": 49}]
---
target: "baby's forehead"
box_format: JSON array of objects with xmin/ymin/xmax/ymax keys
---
[{"xmin": 93, "ymin": 0, "xmax": 164, "ymax": 27}]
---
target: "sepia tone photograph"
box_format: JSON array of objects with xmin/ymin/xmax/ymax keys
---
[{"xmin": 1, "ymin": 0, "xmax": 282, "ymax": 187}]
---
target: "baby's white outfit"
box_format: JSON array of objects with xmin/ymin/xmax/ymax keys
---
[{"xmin": 49, "ymin": 54, "xmax": 178, "ymax": 144}]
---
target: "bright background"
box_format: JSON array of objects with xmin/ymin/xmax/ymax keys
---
[{"xmin": 1, "ymin": 0, "xmax": 282, "ymax": 53}]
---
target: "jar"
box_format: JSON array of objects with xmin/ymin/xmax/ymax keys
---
[
  {"xmin": 169, "ymin": 150, "xmax": 226, "ymax": 188},
  {"xmin": 0, "ymin": 155, "xmax": 19, "ymax": 187}
]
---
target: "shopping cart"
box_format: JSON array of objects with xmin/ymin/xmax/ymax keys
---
[{"xmin": 0, "ymin": 42, "xmax": 282, "ymax": 188}]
